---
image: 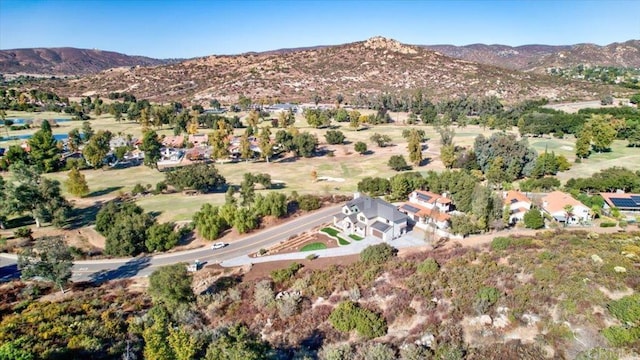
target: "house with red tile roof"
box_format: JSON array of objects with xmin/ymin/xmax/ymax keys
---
[
  {"xmin": 399, "ymin": 190, "xmax": 453, "ymax": 230},
  {"xmin": 502, "ymin": 190, "xmax": 532, "ymax": 224},
  {"xmin": 541, "ymin": 191, "xmax": 591, "ymax": 225}
]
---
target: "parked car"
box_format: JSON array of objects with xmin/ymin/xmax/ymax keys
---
[{"xmin": 211, "ymin": 242, "xmax": 227, "ymax": 250}]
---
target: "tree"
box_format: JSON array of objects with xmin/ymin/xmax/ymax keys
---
[
  {"xmin": 258, "ymin": 126, "xmax": 273, "ymax": 163},
  {"xmin": 145, "ymin": 222, "xmax": 179, "ymax": 252},
  {"xmin": 82, "ymin": 130, "xmax": 113, "ymax": 168},
  {"xmin": 81, "ymin": 121, "xmax": 94, "ymax": 142},
  {"xmin": 575, "ymin": 130, "xmax": 591, "ymax": 159},
  {"xmin": 204, "ymin": 324, "xmax": 271, "ymax": 360},
  {"xmin": 165, "ymin": 163, "xmax": 226, "ymax": 193},
  {"xmin": 96, "ymin": 201, "xmax": 154, "ymax": 256},
  {"xmin": 7, "ymin": 163, "xmax": 71, "ymax": 228},
  {"xmin": 324, "ymin": 130, "xmax": 345, "ymax": 145},
  {"xmin": 140, "ymin": 130, "xmax": 162, "ymax": 168},
  {"xmin": 407, "ymin": 129, "xmax": 423, "ymax": 165},
  {"xmin": 193, "ymin": 203, "xmax": 229, "ymax": 240},
  {"xmin": 148, "ymin": 264, "xmax": 195, "ymax": 308},
  {"xmin": 486, "ymin": 156, "xmax": 505, "ymax": 187},
  {"xmin": 586, "ymin": 114, "xmax": 617, "ymax": 152},
  {"xmin": 65, "ymin": 167, "xmax": 90, "ymax": 197},
  {"xmin": 17, "ymin": 236, "xmax": 72, "ymax": 293},
  {"xmin": 440, "ymin": 144, "xmax": 456, "ymax": 168},
  {"xmin": 370, "ymin": 133, "xmax": 392, "ymax": 147},
  {"xmin": 67, "ymin": 128, "xmax": 83, "ymax": 152},
  {"xmin": 239, "ymin": 133, "xmax": 253, "ymax": 162},
  {"xmin": 168, "ymin": 326, "xmax": 198, "ymax": 360},
  {"xmin": 253, "ymin": 192, "xmax": 288, "ymax": 218},
  {"xmin": 143, "ymin": 307, "xmax": 174, "ymax": 360},
  {"xmin": 292, "ymin": 132, "xmax": 318, "ymax": 157},
  {"xmin": 388, "ymin": 155, "xmax": 410, "ymax": 171},
  {"xmin": 28, "ymin": 120, "xmax": 60, "ymax": 173},
  {"xmin": 523, "ymin": 209, "xmax": 544, "ymax": 229},
  {"xmin": 354, "ymin": 141, "xmax": 367, "ymax": 155}
]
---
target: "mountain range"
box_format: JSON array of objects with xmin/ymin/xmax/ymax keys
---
[
  {"xmin": 2, "ymin": 37, "xmax": 638, "ymax": 104},
  {"xmin": 0, "ymin": 47, "xmax": 172, "ymax": 75}
]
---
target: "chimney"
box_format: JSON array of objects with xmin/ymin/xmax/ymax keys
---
[{"xmin": 353, "ymin": 192, "xmax": 361, "ymax": 199}]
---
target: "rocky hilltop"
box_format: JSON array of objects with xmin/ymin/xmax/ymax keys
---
[{"xmin": 50, "ymin": 37, "xmax": 608, "ymax": 104}]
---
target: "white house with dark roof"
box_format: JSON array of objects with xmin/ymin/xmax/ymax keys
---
[
  {"xmin": 399, "ymin": 190, "xmax": 453, "ymax": 230},
  {"xmin": 333, "ymin": 194, "xmax": 408, "ymax": 241}
]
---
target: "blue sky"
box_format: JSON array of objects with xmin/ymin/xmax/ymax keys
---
[{"xmin": 1, "ymin": 0, "xmax": 638, "ymax": 58}]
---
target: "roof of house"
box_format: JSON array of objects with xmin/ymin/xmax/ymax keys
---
[
  {"xmin": 413, "ymin": 190, "xmax": 452, "ymax": 204},
  {"xmin": 503, "ymin": 190, "xmax": 531, "ymax": 206},
  {"xmin": 541, "ymin": 191, "xmax": 587, "ymax": 214},
  {"xmin": 345, "ymin": 196, "xmax": 408, "ymax": 223},
  {"xmin": 162, "ymin": 135, "xmax": 184, "ymax": 147},
  {"xmin": 400, "ymin": 202, "xmax": 451, "ymax": 222},
  {"xmin": 600, "ymin": 192, "xmax": 640, "ymax": 210},
  {"xmin": 371, "ymin": 221, "xmax": 391, "ymax": 233}
]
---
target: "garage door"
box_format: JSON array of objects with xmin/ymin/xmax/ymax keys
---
[{"xmin": 372, "ymin": 229, "xmax": 383, "ymax": 239}]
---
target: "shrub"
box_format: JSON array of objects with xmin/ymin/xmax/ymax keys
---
[
  {"xmin": 523, "ymin": 209, "xmax": 544, "ymax": 229},
  {"xmin": 131, "ymin": 183, "xmax": 145, "ymax": 195},
  {"xmin": 491, "ymin": 237, "xmax": 511, "ymax": 251},
  {"xmin": 270, "ymin": 262, "xmax": 303, "ymax": 284},
  {"xmin": 253, "ymin": 280, "xmax": 274, "ymax": 308},
  {"xmin": 602, "ymin": 326, "xmax": 640, "ymax": 346},
  {"xmin": 329, "ymin": 301, "xmax": 387, "ymax": 339},
  {"xmin": 600, "ymin": 221, "xmax": 616, "ymax": 228},
  {"xmin": 14, "ymin": 227, "xmax": 33, "ymax": 239},
  {"xmin": 354, "ymin": 342, "xmax": 396, "ymax": 360},
  {"xmin": 297, "ymin": 194, "xmax": 321, "ymax": 211},
  {"xmin": 360, "ymin": 243, "xmax": 397, "ymax": 265},
  {"xmin": 607, "ymin": 294, "xmax": 640, "ymax": 325},
  {"xmin": 417, "ymin": 258, "xmax": 440, "ymax": 275}
]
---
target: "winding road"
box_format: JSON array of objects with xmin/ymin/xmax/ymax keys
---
[{"xmin": 0, "ymin": 205, "xmax": 343, "ymax": 283}]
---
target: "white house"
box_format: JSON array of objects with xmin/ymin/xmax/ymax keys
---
[
  {"xmin": 541, "ymin": 191, "xmax": 591, "ymax": 225},
  {"xmin": 503, "ymin": 190, "xmax": 532, "ymax": 224},
  {"xmin": 399, "ymin": 190, "xmax": 453, "ymax": 230},
  {"xmin": 333, "ymin": 194, "xmax": 408, "ymax": 241}
]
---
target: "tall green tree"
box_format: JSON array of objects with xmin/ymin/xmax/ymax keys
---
[
  {"xmin": 575, "ymin": 130, "xmax": 592, "ymax": 159},
  {"xmin": 82, "ymin": 130, "xmax": 113, "ymax": 168},
  {"xmin": 81, "ymin": 121, "xmax": 94, "ymax": 142},
  {"xmin": 168, "ymin": 326, "xmax": 198, "ymax": 360},
  {"xmin": 28, "ymin": 120, "xmax": 60, "ymax": 173},
  {"xmin": 17, "ymin": 236, "xmax": 73, "ymax": 293},
  {"xmin": 7, "ymin": 163, "xmax": 70, "ymax": 228},
  {"xmin": 143, "ymin": 308, "xmax": 175, "ymax": 360},
  {"xmin": 440, "ymin": 144, "xmax": 456, "ymax": 169},
  {"xmin": 64, "ymin": 167, "xmax": 90, "ymax": 197},
  {"xmin": 67, "ymin": 128, "xmax": 83, "ymax": 152},
  {"xmin": 96, "ymin": 201, "xmax": 154, "ymax": 256},
  {"xmin": 258, "ymin": 126, "xmax": 273, "ymax": 163},
  {"xmin": 407, "ymin": 129, "xmax": 423, "ymax": 165},
  {"xmin": 140, "ymin": 130, "xmax": 162, "ymax": 168},
  {"xmin": 148, "ymin": 264, "xmax": 195, "ymax": 308},
  {"xmin": 586, "ymin": 114, "xmax": 617, "ymax": 152}
]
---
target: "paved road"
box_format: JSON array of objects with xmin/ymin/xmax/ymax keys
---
[{"xmin": 0, "ymin": 205, "xmax": 343, "ymax": 283}]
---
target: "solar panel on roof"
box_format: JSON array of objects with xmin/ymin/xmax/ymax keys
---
[
  {"xmin": 416, "ymin": 193, "xmax": 432, "ymax": 202},
  {"xmin": 631, "ymin": 195, "xmax": 640, "ymax": 205},
  {"xmin": 610, "ymin": 198, "xmax": 639, "ymax": 208},
  {"xmin": 510, "ymin": 198, "xmax": 518, "ymax": 204},
  {"xmin": 401, "ymin": 204, "xmax": 421, "ymax": 213}
]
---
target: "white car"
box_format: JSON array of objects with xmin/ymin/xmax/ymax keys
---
[{"xmin": 211, "ymin": 242, "xmax": 227, "ymax": 250}]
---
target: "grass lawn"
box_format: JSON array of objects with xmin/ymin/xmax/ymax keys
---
[
  {"xmin": 349, "ymin": 234, "xmax": 363, "ymax": 241},
  {"xmin": 300, "ymin": 242, "xmax": 328, "ymax": 251},
  {"xmin": 320, "ymin": 227, "xmax": 350, "ymax": 245},
  {"xmin": 7, "ymin": 110, "xmax": 640, "ymax": 225},
  {"xmin": 321, "ymin": 227, "xmax": 339, "ymax": 236}
]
